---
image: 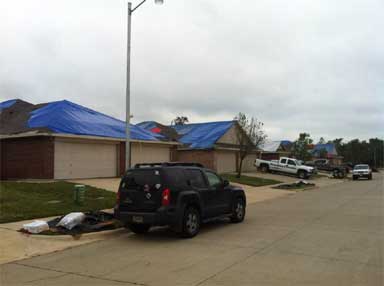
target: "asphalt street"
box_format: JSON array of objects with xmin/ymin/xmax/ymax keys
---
[{"xmin": 1, "ymin": 173, "xmax": 383, "ymax": 286}]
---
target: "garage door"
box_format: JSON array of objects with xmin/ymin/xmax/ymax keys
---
[
  {"xmin": 131, "ymin": 143, "xmax": 170, "ymax": 166},
  {"xmin": 54, "ymin": 140, "xmax": 118, "ymax": 179},
  {"xmin": 216, "ymin": 151, "xmax": 237, "ymax": 174}
]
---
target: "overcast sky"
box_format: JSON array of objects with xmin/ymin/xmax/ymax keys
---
[{"xmin": 0, "ymin": 0, "xmax": 383, "ymax": 142}]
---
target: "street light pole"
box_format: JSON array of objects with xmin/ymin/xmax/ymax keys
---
[
  {"xmin": 125, "ymin": 0, "xmax": 163, "ymax": 171},
  {"xmin": 125, "ymin": 2, "xmax": 132, "ymax": 171}
]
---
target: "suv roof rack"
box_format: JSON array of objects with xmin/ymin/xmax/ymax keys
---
[{"xmin": 134, "ymin": 162, "xmax": 204, "ymax": 168}]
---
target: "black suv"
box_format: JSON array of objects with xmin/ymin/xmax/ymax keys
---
[{"xmin": 114, "ymin": 162, "xmax": 246, "ymax": 238}]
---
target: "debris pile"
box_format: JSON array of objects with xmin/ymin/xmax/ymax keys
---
[
  {"xmin": 274, "ymin": 180, "xmax": 315, "ymax": 190},
  {"xmin": 20, "ymin": 211, "xmax": 120, "ymax": 235}
]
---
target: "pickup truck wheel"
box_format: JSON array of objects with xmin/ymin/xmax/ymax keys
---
[
  {"xmin": 181, "ymin": 206, "xmax": 200, "ymax": 238},
  {"xmin": 352, "ymin": 176, "xmax": 357, "ymax": 180},
  {"xmin": 231, "ymin": 198, "xmax": 245, "ymax": 223},
  {"xmin": 298, "ymin": 170, "xmax": 307, "ymax": 179},
  {"xmin": 261, "ymin": 165, "xmax": 269, "ymax": 173},
  {"xmin": 126, "ymin": 223, "xmax": 151, "ymax": 234},
  {"xmin": 368, "ymin": 174, "xmax": 372, "ymax": 180}
]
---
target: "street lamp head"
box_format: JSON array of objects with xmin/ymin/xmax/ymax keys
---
[{"xmin": 154, "ymin": 0, "xmax": 164, "ymax": 5}]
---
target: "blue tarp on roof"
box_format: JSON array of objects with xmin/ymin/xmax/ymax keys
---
[
  {"xmin": 137, "ymin": 121, "xmax": 157, "ymax": 130},
  {"xmin": 312, "ymin": 143, "xmax": 338, "ymax": 156},
  {"xmin": 136, "ymin": 121, "xmax": 164, "ymax": 139},
  {"xmin": 0, "ymin": 99, "xmax": 17, "ymax": 111},
  {"xmin": 281, "ymin": 140, "xmax": 292, "ymax": 146},
  {"xmin": 171, "ymin": 121, "xmax": 234, "ymax": 149},
  {"xmin": 28, "ymin": 100, "xmax": 161, "ymax": 141}
]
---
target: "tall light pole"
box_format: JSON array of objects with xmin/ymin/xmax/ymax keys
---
[{"xmin": 125, "ymin": 0, "xmax": 163, "ymax": 170}]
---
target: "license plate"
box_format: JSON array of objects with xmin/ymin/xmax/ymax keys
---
[{"xmin": 132, "ymin": 216, "xmax": 143, "ymax": 223}]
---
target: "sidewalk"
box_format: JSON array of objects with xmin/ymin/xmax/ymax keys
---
[{"xmin": 0, "ymin": 216, "xmax": 124, "ymax": 265}]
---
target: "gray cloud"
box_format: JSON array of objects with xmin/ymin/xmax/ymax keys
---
[{"xmin": 1, "ymin": 0, "xmax": 383, "ymax": 142}]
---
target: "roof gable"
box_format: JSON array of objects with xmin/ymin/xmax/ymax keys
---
[{"xmin": 171, "ymin": 121, "xmax": 234, "ymax": 149}]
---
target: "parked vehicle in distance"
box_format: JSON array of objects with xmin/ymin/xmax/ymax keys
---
[
  {"xmin": 306, "ymin": 159, "xmax": 346, "ymax": 174},
  {"xmin": 114, "ymin": 162, "xmax": 246, "ymax": 238},
  {"xmin": 340, "ymin": 162, "xmax": 354, "ymax": 173},
  {"xmin": 352, "ymin": 164, "xmax": 372, "ymax": 180},
  {"xmin": 255, "ymin": 157, "xmax": 315, "ymax": 179}
]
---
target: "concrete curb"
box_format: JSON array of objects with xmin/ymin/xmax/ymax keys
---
[{"xmin": 25, "ymin": 228, "xmax": 127, "ymax": 240}]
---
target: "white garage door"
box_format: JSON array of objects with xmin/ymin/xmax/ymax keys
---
[
  {"xmin": 131, "ymin": 143, "xmax": 170, "ymax": 166},
  {"xmin": 54, "ymin": 139, "xmax": 118, "ymax": 179},
  {"xmin": 216, "ymin": 151, "xmax": 237, "ymax": 174}
]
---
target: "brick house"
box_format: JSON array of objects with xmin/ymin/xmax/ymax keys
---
[
  {"xmin": 0, "ymin": 99, "xmax": 178, "ymax": 180},
  {"xmin": 138, "ymin": 121, "xmax": 259, "ymax": 174}
]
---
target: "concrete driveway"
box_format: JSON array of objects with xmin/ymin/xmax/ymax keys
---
[{"xmin": 3, "ymin": 173, "xmax": 382, "ymax": 285}]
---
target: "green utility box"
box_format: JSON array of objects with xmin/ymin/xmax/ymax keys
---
[{"xmin": 74, "ymin": 185, "xmax": 86, "ymax": 205}]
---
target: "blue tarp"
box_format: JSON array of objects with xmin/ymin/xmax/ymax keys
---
[
  {"xmin": 136, "ymin": 121, "xmax": 164, "ymax": 139},
  {"xmin": 312, "ymin": 143, "xmax": 338, "ymax": 156},
  {"xmin": 137, "ymin": 121, "xmax": 157, "ymax": 130},
  {"xmin": 28, "ymin": 100, "xmax": 161, "ymax": 141},
  {"xmin": 281, "ymin": 140, "xmax": 292, "ymax": 146},
  {"xmin": 171, "ymin": 121, "xmax": 234, "ymax": 149},
  {"xmin": 0, "ymin": 99, "xmax": 17, "ymax": 111}
]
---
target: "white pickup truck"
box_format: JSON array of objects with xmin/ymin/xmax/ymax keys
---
[{"xmin": 255, "ymin": 157, "xmax": 315, "ymax": 179}]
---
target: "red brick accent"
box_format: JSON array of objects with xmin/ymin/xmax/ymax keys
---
[
  {"xmin": 0, "ymin": 136, "xmax": 54, "ymax": 180},
  {"xmin": 173, "ymin": 150, "xmax": 216, "ymax": 170}
]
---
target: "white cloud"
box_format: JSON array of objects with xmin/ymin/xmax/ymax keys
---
[{"xmin": 0, "ymin": 0, "xmax": 383, "ymax": 141}]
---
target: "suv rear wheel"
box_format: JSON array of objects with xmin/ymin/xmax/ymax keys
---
[
  {"xmin": 126, "ymin": 223, "xmax": 151, "ymax": 234},
  {"xmin": 231, "ymin": 198, "xmax": 245, "ymax": 223},
  {"xmin": 181, "ymin": 206, "xmax": 200, "ymax": 238}
]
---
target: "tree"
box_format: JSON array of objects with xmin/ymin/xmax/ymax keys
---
[
  {"xmin": 292, "ymin": 133, "xmax": 313, "ymax": 161},
  {"xmin": 171, "ymin": 116, "xmax": 189, "ymax": 126},
  {"xmin": 234, "ymin": 112, "xmax": 267, "ymax": 178},
  {"xmin": 333, "ymin": 138, "xmax": 384, "ymax": 167},
  {"xmin": 318, "ymin": 137, "xmax": 326, "ymax": 144}
]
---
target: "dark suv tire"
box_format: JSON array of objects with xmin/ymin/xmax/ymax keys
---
[
  {"xmin": 181, "ymin": 206, "xmax": 200, "ymax": 238},
  {"xmin": 126, "ymin": 223, "xmax": 151, "ymax": 234},
  {"xmin": 231, "ymin": 198, "xmax": 245, "ymax": 223}
]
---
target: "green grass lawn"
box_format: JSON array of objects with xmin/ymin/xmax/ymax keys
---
[
  {"xmin": 221, "ymin": 174, "xmax": 282, "ymax": 187},
  {"xmin": 0, "ymin": 181, "xmax": 116, "ymax": 223}
]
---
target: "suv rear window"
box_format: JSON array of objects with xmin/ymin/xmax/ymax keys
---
[
  {"xmin": 124, "ymin": 169, "xmax": 161, "ymax": 188},
  {"xmin": 163, "ymin": 169, "xmax": 187, "ymax": 188}
]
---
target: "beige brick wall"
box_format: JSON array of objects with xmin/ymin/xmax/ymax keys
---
[{"xmin": 173, "ymin": 150, "xmax": 215, "ymax": 170}]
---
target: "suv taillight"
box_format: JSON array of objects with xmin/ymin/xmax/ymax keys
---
[{"xmin": 162, "ymin": 188, "xmax": 171, "ymax": 206}]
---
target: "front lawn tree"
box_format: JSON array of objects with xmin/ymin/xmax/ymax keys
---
[
  {"xmin": 292, "ymin": 133, "xmax": 313, "ymax": 161},
  {"xmin": 234, "ymin": 112, "xmax": 267, "ymax": 178}
]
